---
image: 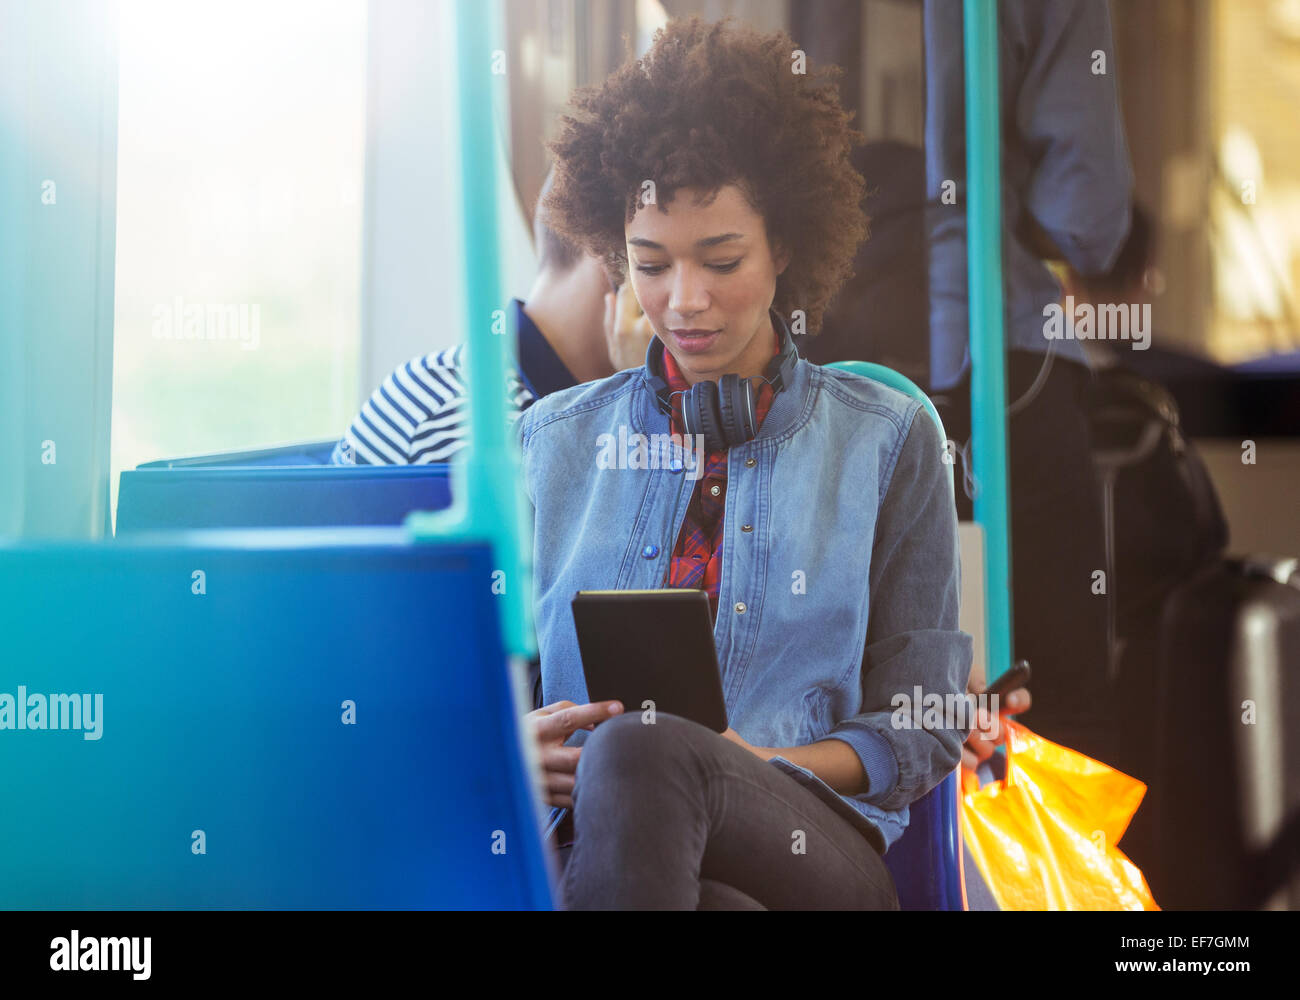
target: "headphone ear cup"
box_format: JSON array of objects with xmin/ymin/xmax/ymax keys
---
[
  {"xmin": 715, "ymin": 374, "xmax": 737, "ymax": 446},
  {"xmin": 684, "ymin": 381, "xmax": 724, "ymax": 454},
  {"xmin": 717, "ymin": 374, "xmax": 756, "ymax": 446}
]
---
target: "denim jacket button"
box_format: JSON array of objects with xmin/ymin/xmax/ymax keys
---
[
  {"xmin": 734, "ymin": 602, "xmax": 746, "ymax": 614},
  {"xmin": 744, "ymin": 458, "xmax": 756, "ymax": 467},
  {"xmin": 741, "ymin": 524, "xmax": 753, "ymax": 532},
  {"xmin": 642, "ymin": 544, "xmax": 659, "ymax": 559}
]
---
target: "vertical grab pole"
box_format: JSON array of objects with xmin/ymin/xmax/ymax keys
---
[
  {"xmin": 405, "ymin": 0, "xmax": 536, "ymax": 660},
  {"xmin": 962, "ymin": 0, "xmax": 1013, "ymax": 685}
]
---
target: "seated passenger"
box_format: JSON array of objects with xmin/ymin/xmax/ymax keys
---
[
  {"xmin": 331, "ymin": 169, "xmax": 654, "ymax": 464},
  {"xmin": 520, "ymin": 17, "xmax": 973, "ymax": 910}
]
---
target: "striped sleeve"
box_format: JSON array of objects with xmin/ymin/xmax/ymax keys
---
[{"xmin": 331, "ymin": 347, "xmax": 536, "ymax": 465}]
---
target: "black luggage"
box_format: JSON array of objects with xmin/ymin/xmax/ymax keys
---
[{"xmin": 1142, "ymin": 556, "xmax": 1300, "ymax": 909}]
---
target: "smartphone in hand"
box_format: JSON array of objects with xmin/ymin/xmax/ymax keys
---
[{"xmin": 983, "ymin": 659, "xmax": 1031, "ymax": 702}]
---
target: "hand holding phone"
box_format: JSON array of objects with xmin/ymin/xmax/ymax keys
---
[
  {"xmin": 963, "ymin": 660, "xmax": 1032, "ymax": 770},
  {"xmin": 983, "ymin": 659, "xmax": 1032, "ymax": 701}
]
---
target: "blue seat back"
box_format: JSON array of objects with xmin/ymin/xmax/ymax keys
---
[
  {"xmin": 0, "ymin": 529, "xmax": 554, "ymax": 908},
  {"xmin": 116, "ymin": 466, "xmax": 453, "ymax": 534},
  {"xmin": 825, "ymin": 359, "xmax": 949, "ymax": 450}
]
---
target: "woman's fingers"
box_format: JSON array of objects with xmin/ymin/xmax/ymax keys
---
[
  {"xmin": 963, "ymin": 729, "xmax": 996, "ymax": 769},
  {"xmin": 531, "ymin": 699, "xmax": 577, "ymax": 718},
  {"xmin": 603, "ymin": 291, "xmax": 616, "ymax": 343},
  {"xmin": 541, "ymin": 744, "xmax": 582, "ymax": 775},
  {"xmin": 962, "ymin": 703, "xmax": 1001, "ymax": 769},
  {"xmin": 619, "ymin": 280, "xmax": 642, "ymax": 321},
  {"xmin": 543, "ymin": 755, "xmax": 580, "ymax": 808},
  {"xmin": 963, "ymin": 682, "xmax": 1031, "ymax": 773},
  {"xmin": 1002, "ymin": 687, "xmax": 1032, "ymax": 713},
  {"xmin": 981, "ymin": 706, "xmax": 1002, "ymax": 741},
  {"xmin": 602, "ymin": 283, "xmax": 654, "ymax": 370},
  {"xmin": 527, "ymin": 702, "xmax": 623, "ymax": 807},
  {"xmin": 532, "ymin": 700, "xmax": 623, "ymax": 743}
]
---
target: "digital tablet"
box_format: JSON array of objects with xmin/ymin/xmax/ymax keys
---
[{"xmin": 570, "ymin": 589, "xmax": 728, "ymax": 733}]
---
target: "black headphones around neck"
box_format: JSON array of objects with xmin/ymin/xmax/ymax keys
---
[{"xmin": 644, "ymin": 309, "xmax": 801, "ymax": 454}]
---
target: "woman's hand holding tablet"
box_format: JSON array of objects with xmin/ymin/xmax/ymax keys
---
[{"xmin": 525, "ymin": 699, "xmax": 624, "ymax": 809}]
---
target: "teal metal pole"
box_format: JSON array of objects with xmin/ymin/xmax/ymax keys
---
[
  {"xmin": 962, "ymin": 0, "xmax": 1013, "ymax": 686},
  {"xmin": 405, "ymin": 0, "xmax": 536, "ymax": 660}
]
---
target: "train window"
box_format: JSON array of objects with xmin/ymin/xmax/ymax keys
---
[
  {"xmin": 1115, "ymin": 0, "xmax": 1300, "ymax": 374},
  {"xmin": 1206, "ymin": 0, "xmax": 1300, "ymax": 366},
  {"xmin": 109, "ymin": 0, "xmax": 367, "ymax": 515}
]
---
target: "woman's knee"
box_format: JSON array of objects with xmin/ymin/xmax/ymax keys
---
[{"xmin": 576, "ymin": 711, "xmax": 707, "ymax": 785}]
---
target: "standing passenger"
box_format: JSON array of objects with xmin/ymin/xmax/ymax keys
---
[{"xmin": 924, "ymin": 0, "xmax": 1134, "ymax": 765}]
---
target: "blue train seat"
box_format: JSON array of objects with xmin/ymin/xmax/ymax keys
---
[
  {"xmin": 116, "ymin": 466, "xmax": 452, "ymax": 534},
  {"xmin": 0, "ymin": 529, "xmax": 555, "ymax": 909},
  {"xmin": 826, "ymin": 360, "xmax": 967, "ymax": 911},
  {"xmin": 883, "ymin": 770, "xmax": 966, "ymax": 910}
]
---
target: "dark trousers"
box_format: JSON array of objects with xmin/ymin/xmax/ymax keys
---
[
  {"xmin": 551, "ymin": 712, "xmax": 899, "ymax": 910},
  {"xmin": 932, "ymin": 351, "xmax": 1119, "ymax": 766}
]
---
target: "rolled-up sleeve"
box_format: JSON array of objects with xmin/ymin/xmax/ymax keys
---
[{"xmin": 823, "ymin": 405, "xmax": 974, "ymax": 811}]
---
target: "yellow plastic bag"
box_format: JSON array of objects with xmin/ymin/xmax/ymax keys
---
[{"xmin": 961, "ymin": 719, "xmax": 1160, "ymax": 910}]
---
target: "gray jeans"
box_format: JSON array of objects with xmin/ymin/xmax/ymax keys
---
[{"xmin": 552, "ymin": 712, "xmax": 899, "ymax": 910}]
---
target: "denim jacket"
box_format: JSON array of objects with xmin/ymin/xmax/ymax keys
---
[{"xmin": 517, "ymin": 346, "xmax": 973, "ymax": 852}]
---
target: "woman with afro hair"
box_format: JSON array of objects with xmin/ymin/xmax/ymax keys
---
[{"xmin": 517, "ymin": 17, "xmax": 972, "ymax": 910}]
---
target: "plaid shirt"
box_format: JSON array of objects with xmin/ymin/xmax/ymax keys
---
[{"xmin": 662, "ymin": 332, "xmax": 780, "ymax": 622}]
